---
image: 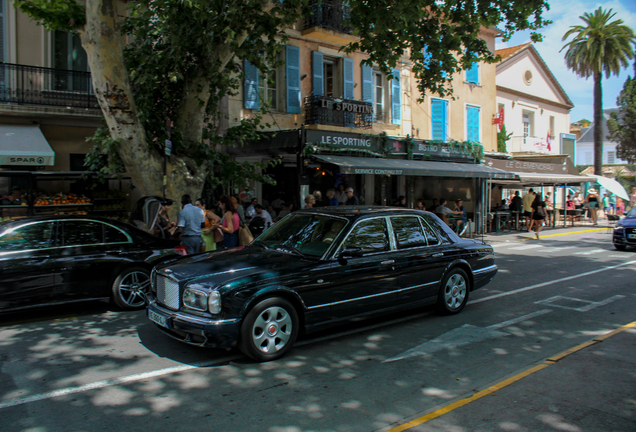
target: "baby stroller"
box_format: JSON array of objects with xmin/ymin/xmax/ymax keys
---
[{"xmin": 128, "ymin": 195, "xmax": 165, "ymax": 237}]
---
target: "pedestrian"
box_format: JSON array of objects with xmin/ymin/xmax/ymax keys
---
[
  {"xmin": 415, "ymin": 198, "xmax": 425, "ymax": 210},
  {"xmin": 304, "ymin": 194, "xmax": 316, "ymax": 209},
  {"xmin": 172, "ymin": 194, "xmax": 205, "ymax": 255},
  {"xmin": 603, "ymin": 193, "xmax": 610, "ymax": 217},
  {"xmin": 213, "ymin": 195, "xmax": 240, "ymax": 248},
  {"xmin": 245, "ymin": 197, "xmax": 258, "ymax": 220},
  {"xmin": 335, "ymin": 184, "xmax": 348, "ymax": 205},
  {"xmin": 586, "ymin": 188, "xmax": 599, "ymax": 225},
  {"xmin": 196, "ymin": 197, "xmax": 221, "ymax": 251},
  {"xmin": 230, "ymin": 195, "xmax": 246, "ymax": 225},
  {"xmin": 326, "ymin": 188, "xmax": 339, "ymax": 206},
  {"xmin": 277, "ymin": 202, "xmax": 292, "ymax": 221},
  {"xmin": 544, "ymin": 192, "xmax": 554, "ymax": 226},
  {"xmin": 254, "ymin": 204, "xmax": 273, "ymax": 229},
  {"xmin": 531, "ymin": 193, "xmax": 547, "ymax": 239},
  {"xmin": 155, "ymin": 198, "xmax": 176, "ymax": 238},
  {"xmin": 522, "ymin": 188, "xmax": 536, "ymax": 231},
  {"xmin": 345, "ymin": 187, "xmax": 359, "ymax": 205},
  {"xmin": 313, "ymin": 190, "xmax": 324, "ymax": 207},
  {"xmin": 395, "ymin": 195, "xmax": 406, "ymax": 207}
]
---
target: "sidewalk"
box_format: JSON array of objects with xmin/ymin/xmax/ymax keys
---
[{"xmin": 476, "ymin": 221, "xmax": 611, "ymax": 245}]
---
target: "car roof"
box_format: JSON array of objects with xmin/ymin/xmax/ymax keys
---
[
  {"xmin": 0, "ymin": 215, "xmax": 135, "ymax": 231},
  {"xmin": 295, "ymin": 206, "xmax": 432, "ymax": 220}
]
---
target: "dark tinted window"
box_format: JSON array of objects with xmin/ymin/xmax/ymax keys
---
[
  {"xmin": 0, "ymin": 222, "xmax": 55, "ymax": 252},
  {"xmin": 391, "ymin": 217, "xmax": 427, "ymax": 249},
  {"xmin": 343, "ymin": 218, "xmax": 389, "ymax": 253},
  {"xmin": 422, "ymin": 215, "xmax": 447, "ymax": 245},
  {"xmin": 63, "ymin": 221, "xmax": 103, "ymax": 246},
  {"xmin": 104, "ymin": 225, "xmax": 129, "ymax": 243}
]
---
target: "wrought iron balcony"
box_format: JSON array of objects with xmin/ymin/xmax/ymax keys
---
[
  {"xmin": 305, "ymin": 0, "xmax": 352, "ymax": 34},
  {"xmin": 304, "ymin": 95, "xmax": 372, "ymax": 129},
  {"xmin": 0, "ymin": 63, "xmax": 99, "ymax": 109}
]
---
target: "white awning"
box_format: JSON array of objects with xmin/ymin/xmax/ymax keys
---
[{"xmin": 0, "ymin": 125, "xmax": 55, "ymax": 166}]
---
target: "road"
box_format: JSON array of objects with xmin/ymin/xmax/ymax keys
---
[{"xmin": 1, "ymin": 228, "xmax": 635, "ymax": 432}]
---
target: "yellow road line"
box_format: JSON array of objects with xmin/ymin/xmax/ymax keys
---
[
  {"xmin": 518, "ymin": 228, "xmax": 607, "ymax": 241},
  {"xmin": 384, "ymin": 320, "xmax": 636, "ymax": 432}
]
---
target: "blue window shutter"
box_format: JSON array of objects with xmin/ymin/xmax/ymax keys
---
[
  {"xmin": 343, "ymin": 57, "xmax": 354, "ymax": 100},
  {"xmin": 361, "ymin": 63, "xmax": 372, "ymax": 103},
  {"xmin": 243, "ymin": 60, "xmax": 259, "ymax": 110},
  {"xmin": 466, "ymin": 62, "xmax": 479, "ymax": 84},
  {"xmin": 431, "ymin": 99, "xmax": 448, "ymax": 141},
  {"xmin": 391, "ymin": 69, "xmax": 401, "ymax": 125},
  {"xmin": 312, "ymin": 51, "xmax": 324, "ymax": 96},
  {"xmin": 467, "ymin": 105, "xmax": 480, "ymax": 142},
  {"xmin": 286, "ymin": 45, "xmax": 301, "ymax": 113}
]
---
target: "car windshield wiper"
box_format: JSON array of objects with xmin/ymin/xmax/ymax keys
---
[{"xmin": 275, "ymin": 244, "xmax": 308, "ymax": 259}]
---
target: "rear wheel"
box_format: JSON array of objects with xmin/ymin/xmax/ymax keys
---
[
  {"xmin": 437, "ymin": 268, "xmax": 470, "ymax": 315},
  {"xmin": 239, "ymin": 297, "xmax": 299, "ymax": 362},
  {"xmin": 111, "ymin": 267, "xmax": 150, "ymax": 310}
]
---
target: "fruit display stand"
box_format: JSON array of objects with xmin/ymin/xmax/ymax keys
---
[{"xmin": 0, "ymin": 171, "xmax": 131, "ymax": 220}]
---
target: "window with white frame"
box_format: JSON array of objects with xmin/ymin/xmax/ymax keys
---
[
  {"xmin": 466, "ymin": 105, "xmax": 480, "ymax": 142},
  {"xmin": 258, "ymin": 69, "xmax": 278, "ymax": 110},
  {"xmin": 373, "ymin": 71, "xmax": 384, "ymax": 122},
  {"xmin": 522, "ymin": 111, "xmax": 534, "ymax": 144},
  {"xmin": 431, "ymin": 99, "xmax": 448, "ymax": 141},
  {"xmin": 607, "ymin": 151, "xmax": 616, "ymax": 164}
]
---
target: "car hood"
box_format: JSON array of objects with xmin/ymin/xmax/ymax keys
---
[
  {"xmin": 619, "ymin": 215, "xmax": 636, "ymax": 227},
  {"xmin": 157, "ymin": 245, "xmax": 312, "ymax": 287}
]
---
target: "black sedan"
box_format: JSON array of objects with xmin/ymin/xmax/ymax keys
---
[
  {"xmin": 613, "ymin": 206, "xmax": 636, "ymax": 250},
  {"xmin": 0, "ymin": 215, "xmax": 186, "ymax": 313},
  {"xmin": 147, "ymin": 207, "xmax": 498, "ymax": 362}
]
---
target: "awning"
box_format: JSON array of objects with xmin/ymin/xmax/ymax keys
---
[
  {"xmin": 313, "ymin": 155, "xmax": 516, "ymax": 179},
  {"xmin": 0, "ymin": 125, "xmax": 55, "ymax": 166},
  {"xmin": 513, "ymin": 172, "xmax": 591, "ymax": 184}
]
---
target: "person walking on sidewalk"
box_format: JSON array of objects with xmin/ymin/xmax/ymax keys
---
[
  {"xmin": 586, "ymin": 189, "xmax": 600, "ymax": 225},
  {"xmin": 523, "ymin": 188, "xmax": 536, "ymax": 231},
  {"xmin": 531, "ymin": 193, "xmax": 547, "ymax": 239}
]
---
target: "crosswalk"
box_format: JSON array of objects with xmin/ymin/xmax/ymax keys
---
[{"xmin": 492, "ymin": 242, "xmax": 624, "ymax": 258}]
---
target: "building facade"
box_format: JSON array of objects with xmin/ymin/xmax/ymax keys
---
[
  {"xmin": 495, "ymin": 43, "xmax": 575, "ymax": 158},
  {"xmin": 576, "ymin": 108, "xmax": 629, "ymax": 167}
]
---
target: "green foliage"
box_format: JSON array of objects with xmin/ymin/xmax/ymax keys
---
[
  {"xmin": 84, "ymin": 126, "xmax": 126, "ymax": 175},
  {"xmin": 345, "ymin": 0, "xmax": 551, "ymax": 99},
  {"xmin": 608, "ymin": 63, "xmax": 636, "ymax": 164},
  {"xmin": 497, "ymin": 125, "xmax": 512, "ymax": 153},
  {"xmin": 561, "ymin": 8, "xmax": 635, "ymax": 80},
  {"xmin": 13, "ymin": 0, "xmax": 85, "ymax": 32}
]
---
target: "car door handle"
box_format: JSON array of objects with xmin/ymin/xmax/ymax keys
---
[
  {"xmin": 431, "ymin": 253, "xmax": 443, "ymax": 258},
  {"xmin": 381, "ymin": 260, "xmax": 395, "ymax": 265}
]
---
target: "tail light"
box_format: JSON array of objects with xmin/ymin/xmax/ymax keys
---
[{"xmin": 174, "ymin": 245, "xmax": 188, "ymax": 256}]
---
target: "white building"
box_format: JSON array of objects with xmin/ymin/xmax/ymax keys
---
[
  {"xmin": 495, "ymin": 43, "xmax": 575, "ymax": 156},
  {"xmin": 576, "ymin": 108, "xmax": 629, "ymax": 166}
]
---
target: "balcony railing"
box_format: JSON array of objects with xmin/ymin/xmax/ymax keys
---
[
  {"xmin": 304, "ymin": 95, "xmax": 372, "ymax": 129},
  {"xmin": 305, "ymin": 0, "xmax": 352, "ymax": 34},
  {"xmin": 507, "ymin": 135, "xmax": 553, "ymax": 153},
  {"xmin": 0, "ymin": 63, "xmax": 99, "ymax": 109}
]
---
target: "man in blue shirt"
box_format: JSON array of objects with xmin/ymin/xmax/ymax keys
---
[{"xmin": 173, "ymin": 194, "xmax": 205, "ymax": 255}]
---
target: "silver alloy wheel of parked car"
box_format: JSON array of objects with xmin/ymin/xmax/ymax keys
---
[
  {"xmin": 240, "ymin": 297, "xmax": 299, "ymax": 362},
  {"xmin": 112, "ymin": 267, "xmax": 151, "ymax": 309},
  {"xmin": 438, "ymin": 269, "xmax": 469, "ymax": 314}
]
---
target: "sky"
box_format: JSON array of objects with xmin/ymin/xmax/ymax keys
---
[{"xmin": 497, "ymin": 0, "xmax": 636, "ymax": 123}]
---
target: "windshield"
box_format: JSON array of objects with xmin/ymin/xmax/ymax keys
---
[
  {"xmin": 626, "ymin": 207, "xmax": 636, "ymax": 217},
  {"xmin": 257, "ymin": 213, "xmax": 348, "ymax": 258}
]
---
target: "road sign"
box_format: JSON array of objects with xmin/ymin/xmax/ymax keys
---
[{"xmin": 165, "ymin": 140, "xmax": 172, "ymax": 156}]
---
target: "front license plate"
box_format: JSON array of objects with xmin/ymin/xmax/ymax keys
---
[
  {"xmin": 148, "ymin": 310, "xmax": 168, "ymax": 328},
  {"xmin": 628, "ymin": 234, "xmax": 636, "ymax": 239}
]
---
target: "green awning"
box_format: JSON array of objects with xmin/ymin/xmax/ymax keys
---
[
  {"xmin": 313, "ymin": 155, "xmax": 516, "ymax": 179},
  {"xmin": 0, "ymin": 125, "xmax": 55, "ymax": 166}
]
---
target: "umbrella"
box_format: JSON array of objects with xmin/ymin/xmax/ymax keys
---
[{"xmin": 587, "ymin": 175, "xmax": 629, "ymax": 200}]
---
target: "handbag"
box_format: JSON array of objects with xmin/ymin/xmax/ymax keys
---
[
  {"xmin": 537, "ymin": 206, "xmax": 546, "ymax": 217},
  {"xmin": 213, "ymin": 228, "xmax": 224, "ymax": 243},
  {"xmin": 238, "ymin": 223, "xmax": 254, "ymax": 246}
]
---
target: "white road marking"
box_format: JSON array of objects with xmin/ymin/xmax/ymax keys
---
[
  {"xmin": 384, "ymin": 310, "xmax": 552, "ymax": 363},
  {"xmin": 471, "ymin": 259, "xmax": 636, "ymax": 305},
  {"xmin": 537, "ymin": 246, "xmax": 577, "ymax": 252},
  {"xmin": 573, "ymin": 249, "xmax": 608, "ymax": 255},
  {"xmin": 508, "ymin": 244, "xmax": 543, "ymax": 250},
  {"xmin": 535, "ymin": 295, "xmax": 625, "ymax": 312}
]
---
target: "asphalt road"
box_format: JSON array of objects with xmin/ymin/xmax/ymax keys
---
[{"xmin": 1, "ymin": 228, "xmax": 634, "ymax": 432}]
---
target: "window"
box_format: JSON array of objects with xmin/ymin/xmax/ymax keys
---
[
  {"xmin": 62, "ymin": 221, "xmax": 103, "ymax": 246},
  {"xmin": 466, "ymin": 105, "xmax": 480, "ymax": 143},
  {"xmin": 1, "ymin": 0, "xmax": 6, "ymax": 63},
  {"xmin": 391, "ymin": 68, "xmax": 401, "ymax": 125},
  {"xmin": 373, "ymin": 71, "xmax": 384, "ymax": 122},
  {"xmin": 258, "ymin": 69, "xmax": 278, "ymax": 110},
  {"xmin": 466, "ymin": 62, "xmax": 479, "ymax": 84},
  {"xmin": 104, "ymin": 225, "xmax": 130, "ymax": 244},
  {"xmin": 343, "ymin": 218, "xmax": 389, "ymax": 254},
  {"xmin": 324, "ymin": 59, "xmax": 336, "ymax": 97},
  {"xmin": 0, "ymin": 222, "xmax": 55, "ymax": 252},
  {"xmin": 391, "ymin": 217, "xmax": 427, "ymax": 249},
  {"xmin": 607, "ymin": 151, "xmax": 616, "ymax": 164},
  {"xmin": 52, "ymin": 31, "xmax": 90, "ymax": 92},
  {"xmin": 524, "ymin": 70, "xmax": 533, "ymax": 85},
  {"xmin": 522, "ymin": 111, "xmax": 534, "ymax": 144},
  {"xmin": 431, "ymin": 99, "xmax": 448, "ymax": 141},
  {"xmin": 549, "ymin": 116, "xmax": 555, "ymax": 138}
]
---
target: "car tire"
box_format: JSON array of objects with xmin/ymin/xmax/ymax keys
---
[
  {"xmin": 239, "ymin": 297, "xmax": 299, "ymax": 362},
  {"xmin": 111, "ymin": 266, "xmax": 151, "ymax": 310},
  {"xmin": 437, "ymin": 268, "xmax": 470, "ymax": 315},
  {"xmin": 614, "ymin": 244, "xmax": 626, "ymax": 251}
]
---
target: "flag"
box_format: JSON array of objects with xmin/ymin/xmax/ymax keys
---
[{"xmin": 546, "ymin": 132, "xmax": 552, "ymax": 152}]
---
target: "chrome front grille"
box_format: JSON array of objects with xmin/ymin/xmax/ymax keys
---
[{"xmin": 156, "ymin": 274, "xmax": 180, "ymax": 310}]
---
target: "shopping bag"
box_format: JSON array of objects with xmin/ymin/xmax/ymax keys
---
[{"xmin": 238, "ymin": 224, "xmax": 254, "ymax": 246}]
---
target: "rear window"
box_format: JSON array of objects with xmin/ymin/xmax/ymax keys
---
[{"xmin": 0, "ymin": 222, "xmax": 56, "ymax": 252}]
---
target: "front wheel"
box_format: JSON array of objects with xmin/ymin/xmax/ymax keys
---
[
  {"xmin": 111, "ymin": 267, "xmax": 151, "ymax": 310},
  {"xmin": 239, "ymin": 297, "xmax": 299, "ymax": 362},
  {"xmin": 614, "ymin": 244, "xmax": 626, "ymax": 251},
  {"xmin": 437, "ymin": 268, "xmax": 470, "ymax": 315}
]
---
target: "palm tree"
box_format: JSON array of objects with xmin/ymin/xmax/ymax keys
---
[{"xmin": 561, "ymin": 8, "xmax": 635, "ymax": 175}]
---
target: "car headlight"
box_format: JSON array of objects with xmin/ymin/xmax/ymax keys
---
[
  {"xmin": 183, "ymin": 287, "xmax": 208, "ymax": 311},
  {"xmin": 183, "ymin": 283, "xmax": 222, "ymax": 313},
  {"xmin": 614, "ymin": 226, "xmax": 624, "ymax": 233}
]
